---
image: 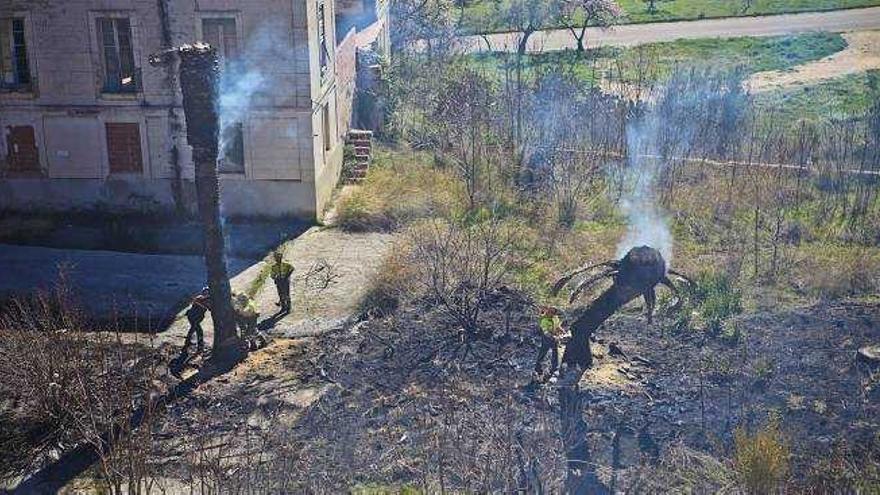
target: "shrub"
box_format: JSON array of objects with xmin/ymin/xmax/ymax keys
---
[
  {"xmin": 733, "ymin": 418, "xmax": 790, "ymax": 494},
  {"xmin": 403, "ymin": 217, "xmax": 524, "ymax": 336},
  {"xmin": 0, "ymin": 283, "xmax": 166, "ymax": 490},
  {"xmin": 690, "ymin": 271, "xmax": 743, "ymax": 334},
  {"xmin": 335, "ymin": 150, "xmax": 466, "ymax": 232}
]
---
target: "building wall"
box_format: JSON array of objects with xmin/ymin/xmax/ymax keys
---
[
  {"xmin": 307, "ymin": 0, "xmax": 345, "ymax": 219},
  {"xmin": 0, "ymin": 0, "xmax": 345, "ymax": 220},
  {"xmin": 335, "ymin": 27, "xmax": 357, "ymax": 140}
]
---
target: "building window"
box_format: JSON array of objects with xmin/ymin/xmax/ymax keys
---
[
  {"xmin": 322, "ymin": 104, "xmax": 332, "ymax": 152},
  {"xmin": 106, "ymin": 123, "xmax": 143, "ymax": 174},
  {"xmin": 97, "ymin": 17, "xmax": 137, "ymax": 94},
  {"xmin": 201, "ymin": 17, "xmax": 238, "ymax": 66},
  {"xmin": 219, "ymin": 123, "xmax": 245, "ymax": 174},
  {"xmin": 317, "ymin": 2, "xmax": 329, "ymax": 81},
  {"xmin": 4, "ymin": 125, "xmax": 40, "ymax": 175},
  {"xmin": 0, "ymin": 18, "xmax": 31, "ymax": 91}
]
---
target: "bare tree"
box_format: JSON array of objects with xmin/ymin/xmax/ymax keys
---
[
  {"xmin": 432, "ymin": 69, "xmax": 499, "ymax": 209},
  {"xmin": 552, "ymin": 0, "xmax": 622, "ymax": 53}
]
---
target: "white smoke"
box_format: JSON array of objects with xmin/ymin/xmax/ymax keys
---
[
  {"xmin": 613, "ymin": 70, "xmax": 745, "ymax": 263},
  {"xmin": 615, "ymin": 115, "xmax": 673, "ymax": 262},
  {"xmin": 217, "ymin": 21, "xmax": 301, "ymax": 159}
]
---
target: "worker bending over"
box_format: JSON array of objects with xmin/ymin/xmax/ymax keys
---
[{"xmin": 233, "ymin": 292, "xmax": 259, "ymax": 338}]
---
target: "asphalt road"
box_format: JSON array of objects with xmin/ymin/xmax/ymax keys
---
[
  {"xmin": 456, "ymin": 6, "xmax": 880, "ymax": 53},
  {"xmin": 0, "ymin": 244, "xmax": 251, "ymax": 327}
]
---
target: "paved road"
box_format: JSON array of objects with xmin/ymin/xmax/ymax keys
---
[
  {"xmin": 0, "ymin": 244, "xmax": 252, "ymax": 327},
  {"xmin": 456, "ymin": 6, "xmax": 880, "ymax": 53}
]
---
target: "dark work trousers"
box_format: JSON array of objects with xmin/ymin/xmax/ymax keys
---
[
  {"xmin": 535, "ymin": 333, "xmax": 559, "ymax": 375},
  {"xmin": 184, "ymin": 314, "xmax": 205, "ymax": 352},
  {"xmin": 275, "ymin": 277, "xmax": 292, "ymax": 312}
]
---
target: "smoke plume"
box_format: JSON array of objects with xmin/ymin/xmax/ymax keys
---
[
  {"xmin": 614, "ymin": 69, "xmax": 748, "ymax": 263},
  {"xmin": 217, "ymin": 21, "xmax": 304, "ymax": 160},
  {"xmin": 616, "ymin": 115, "xmax": 674, "ymax": 262}
]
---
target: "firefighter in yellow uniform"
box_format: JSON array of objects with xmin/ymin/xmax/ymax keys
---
[
  {"xmin": 535, "ymin": 306, "xmax": 564, "ymax": 380},
  {"xmin": 270, "ymin": 251, "xmax": 294, "ymax": 314}
]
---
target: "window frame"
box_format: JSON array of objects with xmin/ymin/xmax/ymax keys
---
[
  {"xmin": 317, "ymin": 1, "xmax": 330, "ymax": 83},
  {"xmin": 196, "ymin": 12, "xmax": 247, "ymax": 177},
  {"xmin": 88, "ymin": 11, "xmax": 142, "ymax": 99},
  {"xmin": 218, "ymin": 121, "xmax": 247, "ymax": 176},
  {"xmin": 0, "ymin": 13, "xmax": 36, "ymax": 95},
  {"xmin": 195, "ymin": 11, "xmax": 243, "ymax": 66},
  {"xmin": 322, "ymin": 103, "xmax": 332, "ymax": 153}
]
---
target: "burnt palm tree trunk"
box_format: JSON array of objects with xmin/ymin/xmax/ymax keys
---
[
  {"xmin": 562, "ymin": 284, "xmax": 641, "ymax": 369},
  {"xmin": 177, "ymin": 44, "xmax": 240, "ymax": 363}
]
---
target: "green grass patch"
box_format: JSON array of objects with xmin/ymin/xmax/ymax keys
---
[
  {"xmin": 458, "ymin": 0, "xmax": 880, "ymax": 33},
  {"xmin": 466, "ymin": 32, "xmax": 847, "ymax": 86},
  {"xmin": 754, "ymin": 69, "xmax": 880, "ymax": 123}
]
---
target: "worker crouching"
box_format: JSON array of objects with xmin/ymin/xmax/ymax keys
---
[
  {"xmin": 233, "ymin": 292, "xmax": 259, "ymax": 338},
  {"xmin": 183, "ymin": 287, "xmax": 210, "ymax": 354}
]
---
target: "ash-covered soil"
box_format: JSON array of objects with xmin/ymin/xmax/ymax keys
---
[{"xmin": 151, "ymin": 295, "xmax": 880, "ymax": 492}]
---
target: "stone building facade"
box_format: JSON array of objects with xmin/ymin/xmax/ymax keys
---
[{"xmin": 0, "ymin": 0, "xmax": 357, "ymax": 220}]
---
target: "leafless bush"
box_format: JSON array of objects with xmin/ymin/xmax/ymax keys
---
[
  {"xmin": 431, "ymin": 68, "xmax": 503, "ymax": 209},
  {"xmin": 404, "ymin": 217, "xmax": 526, "ymax": 336},
  {"xmin": 0, "ymin": 282, "xmax": 168, "ymax": 493}
]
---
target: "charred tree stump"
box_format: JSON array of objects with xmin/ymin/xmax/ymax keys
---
[
  {"xmin": 175, "ymin": 44, "xmax": 241, "ymax": 363},
  {"xmin": 559, "ymin": 247, "xmax": 670, "ymax": 370},
  {"xmin": 563, "ymin": 284, "xmax": 642, "ymax": 369}
]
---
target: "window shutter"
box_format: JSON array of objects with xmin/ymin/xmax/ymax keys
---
[
  {"xmin": 0, "ymin": 20, "xmax": 13, "ymax": 83},
  {"xmin": 106, "ymin": 123, "xmax": 143, "ymax": 174},
  {"xmin": 98, "ymin": 18, "xmax": 120, "ymax": 91}
]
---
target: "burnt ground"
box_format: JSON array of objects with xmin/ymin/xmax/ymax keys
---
[{"xmin": 133, "ymin": 294, "xmax": 880, "ymax": 492}]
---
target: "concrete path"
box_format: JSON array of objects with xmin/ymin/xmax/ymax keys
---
[
  {"xmin": 455, "ymin": 6, "xmax": 880, "ymax": 53},
  {"xmin": 160, "ymin": 224, "xmax": 393, "ymax": 348}
]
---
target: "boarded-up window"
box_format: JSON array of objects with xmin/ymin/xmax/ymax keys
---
[
  {"xmin": 219, "ymin": 123, "xmax": 245, "ymax": 174},
  {"xmin": 5, "ymin": 125, "xmax": 40, "ymax": 175},
  {"xmin": 97, "ymin": 17, "xmax": 136, "ymax": 93},
  {"xmin": 106, "ymin": 123, "xmax": 143, "ymax": 174},
  {"xmin": 201, "ymin": 18, "xmax": 238, "ymax": 66},
  {"xmin": 0, "ymin": 18, "xmax": 31, "ymax": 90}
]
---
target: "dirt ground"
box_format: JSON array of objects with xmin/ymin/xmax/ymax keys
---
[
  {"xmin": 747, "ymin": 30, "xmax": 880, "ymax": 91},
  {"xmin": 137, "ymin": 289, "xmax": 880, "ymax": 492}
]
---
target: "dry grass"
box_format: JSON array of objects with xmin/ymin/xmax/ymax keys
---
[
  {"xmin": 0, "ymin": 283, "xmax": 168, "ymax": 491},
  {"xmin": 734, "ymin": 418, "xmax": 791, "ymax": 494},
  {"xmin": 335, "ymin": 149, "xmax": 466, "ymax": 232},
  {"xmin": 360, "ymin": 242, "xmax": 417, "ymax": 316}
]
